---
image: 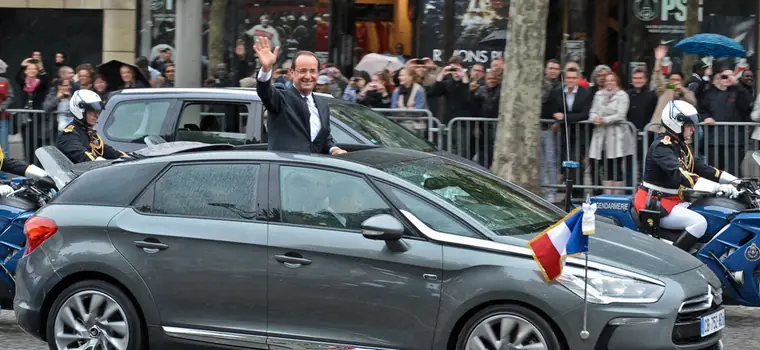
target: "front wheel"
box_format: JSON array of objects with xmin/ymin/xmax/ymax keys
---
[
  {"xmin": 455, "ymin": 304, "xmax": 562, "ymax": 350},
  {"xmin": 46, "ymin": 280, "xmax": 144, "ymax": 350}
]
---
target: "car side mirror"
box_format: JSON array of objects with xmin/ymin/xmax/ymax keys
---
[{"xmin": 361, "ymin": 214, "xmax": 404, "ymax": 241}]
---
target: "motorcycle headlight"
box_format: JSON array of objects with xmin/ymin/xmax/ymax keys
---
[{"xmin": 556, "ymin": 266, "xmax": 665, "ymax": 304}]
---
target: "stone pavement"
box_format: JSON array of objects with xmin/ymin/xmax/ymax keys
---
[{"xmin": 1, "ymin": 306, "xmax": 759, "ymax": 349}]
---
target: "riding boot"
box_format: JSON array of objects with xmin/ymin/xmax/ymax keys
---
[{"xmin": 673, "ymin": 231, "xmax": 699, "ymax": 251}]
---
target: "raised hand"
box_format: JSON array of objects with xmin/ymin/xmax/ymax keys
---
[
  {"xmin": 654, "ymin": 45, "xmax": 667, "ymax": 60},
  {"xmin": 253, "ymin": 37, "xmax": 280, "ymax": 73}
]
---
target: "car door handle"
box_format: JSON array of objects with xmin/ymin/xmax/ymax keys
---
[
  {"xmin": 134, "ymin": 240, "xmax": 169, "ymax": 252},
  {"xmin": 274, "ymin": 254, "xmax": 311, "ymax": 267}
]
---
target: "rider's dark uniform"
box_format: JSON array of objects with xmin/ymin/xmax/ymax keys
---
[
  {"xmin": 56, "ymin": 122, "xmax": 126, "ymax": 164},
  {"xmin": 634, "ymin": 133, "xmax": 724, "ymax": 214},
  {"xmin": 0, "ymin": 145, "xmax": 33, "ymax": 177}
]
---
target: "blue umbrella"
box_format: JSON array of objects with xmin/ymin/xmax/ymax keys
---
[{"xmin": 674, "ymin": 33, "xmax": 746, "ymax": 58}]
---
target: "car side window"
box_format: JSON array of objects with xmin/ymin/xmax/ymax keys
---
[
  {"xmin": 137, "ymin": 163, "xmax": 259, "ymax": 221},
  {"xmin": 176, "ymin": 102, "xmax": 251, "ymax": 145},
  {"xmin": 278, "ymin": 166, "xmax": 392, "ymax": 230},
  {"xmin": 329, "ymin": 122, "xmax": 359, "ymax": 144},
  {"xmin": 104, "ymin": 100, "xmax": 172, "ymax": 143},
  {"xmin": 381, "ymin": 184, "xmax": 480, "ymax": 238}
]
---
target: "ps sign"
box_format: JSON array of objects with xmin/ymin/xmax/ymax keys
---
[{"xmin": 634, "ymin": 0, "xmax": 704, "ymax": 22}]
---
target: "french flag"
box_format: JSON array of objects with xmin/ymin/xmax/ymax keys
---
[{"xmin": 528, "ymin": 204, "xmax": 596, "ymax": 282}]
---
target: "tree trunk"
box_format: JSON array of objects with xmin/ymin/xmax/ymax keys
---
[
  {"xmin": 490, "ymin": 0, "xmax": 549, "ymax": 194},
  {"xmin": 682, "ymin": 0, "xmax": 700, "ymax": 76},
  {"xmin": 208, "ymin": 0, "xmax": 228, "ymax": 76}
]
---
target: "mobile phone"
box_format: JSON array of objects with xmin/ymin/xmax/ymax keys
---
[
  {"xmin": 446, "ymin": 68, "xmax": 458, "ymax": 72},
  {"xmin": 414, "ymin": 59, "xmax": 425, "ymax": 65},
  {"xmin": 720, "ymin": 74, "xmax": 729, "ymax": 79},
  {"xmin": 666, "ymin": 83, "xmax": 676, "ymax": 89}
]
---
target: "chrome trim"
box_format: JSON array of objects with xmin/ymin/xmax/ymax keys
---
[
  {"xmin": 399, "ymin": 210, "xmax": 666, "ymax": 287},
  {"xmin": 162, "ymin": 326, "xmax": 268, "ymax": 348},
  {"xmin": 268, "ymin": 336, "xmax": 398, "ymax": 350},
  {"xmin": 678, "ymin": 285, "xmax": 714, "ymax": 314}
]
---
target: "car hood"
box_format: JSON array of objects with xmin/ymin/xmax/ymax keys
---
[{"xmin": 498, "ymin": 222, "xmax": 703, "ymax": 277}]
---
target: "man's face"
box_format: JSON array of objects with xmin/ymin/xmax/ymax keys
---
[
  {"xmin": 564, "ymin": 71, "xmax": 579, "ymax": 89},
  {"xmin": 120, "ymin": 65, "xmax": 134, "ymax": 82},
  {"xmin": 261, "ymin": 16, "xmax": 270, "ymax": 26},
  {"xmin": 545, "ymin": 62, "xmax": 560, "ymax": 80},
  {"xmin": 32, "ymin": 51, "xmax": 42, "ymax": 61},
  {"xmin": 55, "ymin": 53, "xmax": 65, "ymax": 64},
  {"xmin": 161, "ymin": 50, "xmax": 172, "ymax": 60},
  {"xmin": 485, "ymin": 72, "xmax": 500, "ymax": 88},
  {"xmin": 215, "ymin": 64, "xmax": 227, "ymax": 77},
  {"xmin": 85, "ymin": 110, "xmax": 99, "ymax": 127},
  {"xmin": 292, "ymin": 55, "xmax": 319, "ymax": 93},
  {"xmin": 315, "ymin": 83, "xmax": 329, "ymax": 93},
  {"xmin": 78, "ymin": 69, "xmax": 92, "ymax": 85},
  {"xmin": 742, "ymin": 71, "xmax": 754, "ymax": 85},
  {"xmin": 165, "ymin": 65, "xmax": 175, "ymax": 80},
  {"xmin": 60, "ymin": 67, "xmax": 74, "ymax": 81},
  {"xmin": 470, "ymin": 64, "xmax": 485, "ymax": 80},
  {"xmin": 632, "ymin": 72, "xmax": 647, "ymax": 88},
  {"xmin": 669, "ymin": 74, "xmax": 683, "ymax": 87}
]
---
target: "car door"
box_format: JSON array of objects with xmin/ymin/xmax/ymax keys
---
[
  {"xmin": 108, "ymin": 161, "xmax": 270, "ymax": 348},
  {"xmin": 97, "ymin": 98, "xmax": 179, "ymax": 152},
  {"xmin": 266, "ymin": 164, "xmax": 443, "ymax": 350}
]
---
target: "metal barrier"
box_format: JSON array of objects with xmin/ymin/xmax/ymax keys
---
[
  {"xmin": 3, "ymin": 109, "xmax": 66, "ymax": 166},
  {"xmin": 371, "ymin": 108, "xmax": 445, "ymax": 149},
  {"xmin": 642, "ymin": 121, "xmax": 760, "ymax": 178},
  {"xmin": 445, "ymin": 117, "xmax": 640, "ymax": 199}
]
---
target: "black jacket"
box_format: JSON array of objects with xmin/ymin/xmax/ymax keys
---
[
  {"xmin": 698, "ymin": 85, "xmax": 752, "ymax": 144},
  {"xmin": 542, "ymin": 85, "xmax": 593, "ymax": 139},
  {"xmin": 626, "ymin": 87, "xmax": 657, "ymax": 130},
  {"xmin": 642, "ymin": 133, "xmax": 721, "ymax": 190},
  {"xmin": 256, "ymin": 73, "xmax": 336, "ymax": 154},
  {"xmin": 56, "ymin": 122, "xmax": 125, "ymax": 163},
  {"xmin": 427, "ymin": 77, "xmax": 471, "ymax": 123},
  {"xmin": 472, "ymin": 84, "xmax": 501, "ymax": 118},
  {"xmin": 0, "ymin": 148, "xmax": 32, "ymax": 177}
]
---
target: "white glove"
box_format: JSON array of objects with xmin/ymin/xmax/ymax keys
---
[
  {"xmin": 0, "ymin": 185, "xmax": 13, "ymax": 196},
  {"xmin": 24, "ymin": 164, "xmax": 48, "ymax": 180},
  {"xmin": 94, "ymin": 157, "xmax": 106, "ymax": 161},
  {"xmin": 717, "ymin": 184, "xmax": 739, "ymax": 198}
]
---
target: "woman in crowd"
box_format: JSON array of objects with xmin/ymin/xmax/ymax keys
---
[
  {"xmin": 91, "ymin": 74, "xmax": 111, "ymax": 102},
  {"xmin": 343, "ymin": 71, "xmax": 369, "ymax": 102},
  {"xmin": 42, "ymin": 78, "xmax": 75, "ymax": 132},
  {"xmin": 588, "ymin": 72, "xmax": 632, "ymax": 194},
  {"xmin": 356, "ymin": 71, "xmax": 392, "ymax": 108}
]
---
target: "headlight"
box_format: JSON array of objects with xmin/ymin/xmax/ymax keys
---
[{"xmin": 556, "ymin": 265, "xmax": 665, "ymax": 304}]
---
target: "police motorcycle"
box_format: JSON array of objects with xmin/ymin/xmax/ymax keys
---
[
  {"xmin": 587, "ymin": 152, "xmax": 760, "ymax": 306},
  {"xmin": 0, "ymin": 169, "xmax": 57, "ymax": 310}
]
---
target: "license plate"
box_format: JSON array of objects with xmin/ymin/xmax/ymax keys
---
[{"xmin": 700, "ymin": 309, "xmax": 725, "ymax": 337}]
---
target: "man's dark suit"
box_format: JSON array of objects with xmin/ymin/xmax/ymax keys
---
[{"xmin": 256, "ymin": 74, "xmax": 337, "ymax": 154}]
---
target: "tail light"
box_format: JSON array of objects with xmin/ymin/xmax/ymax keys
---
[{"xmin": 24, "ymin": 216, "xmax": 58, "ymax": 255}]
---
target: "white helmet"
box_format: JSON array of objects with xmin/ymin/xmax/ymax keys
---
[
  {"xmin": 661, "ymin": 100, "xmax": 699, "ymax": 135},
  {"xmin": 69, "ymin": 89, "xmax": 104, "ymax": 120}
]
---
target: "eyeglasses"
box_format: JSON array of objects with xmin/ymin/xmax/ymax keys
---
[{"xmin": 295, "ymin": 69, "xmax": 318, "ymax": 76}]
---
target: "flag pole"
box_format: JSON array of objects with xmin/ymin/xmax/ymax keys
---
[{"xmin": 580, "ymin": 193, "xmax": 591, "ymax": 340}]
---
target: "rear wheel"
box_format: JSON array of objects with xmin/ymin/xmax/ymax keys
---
[
  {"xmin": 455, "ymin": 304, "xmax": 562, "ymax": 350},
  {"xmin": 46, "ymin": 280, "xmax": 143, "ymax": 350}
]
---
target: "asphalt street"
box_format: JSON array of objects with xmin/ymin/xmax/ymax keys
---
[{"xmin": 2, "ymin": 306, "xmax": 760, "ymax": 349}]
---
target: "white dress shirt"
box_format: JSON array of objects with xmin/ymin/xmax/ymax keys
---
[
  {"xmin": 564, "ymin": 86, "xmax": 577, "ymax": 110},
  {"xmin": 257, "ymin": 69, "xmax": 336, "ymax": 152}
]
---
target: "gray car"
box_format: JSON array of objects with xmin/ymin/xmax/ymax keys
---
[{"xmin": 15, "ymin": 145, "xmax": 723, "ymax": 350}]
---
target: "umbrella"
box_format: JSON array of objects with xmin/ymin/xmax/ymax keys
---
[
  {"xmin": 479, "ymin": 30, "xmax": 507, "ymax": 48},
  {"xmin": 96, "ymin": 60, "xmax": 150, "ymax": 88},
  {"xmin": 355, "ymin": 53, "xmax": 404, "ymax": 73},
  {"xmin": 0, "ymin": 59, "xmax": 7, "ymax": 75},
  {"xmin": 149, "ymin": 44, "xmax": 174, "ymax": 62},
  {"xmin": 674, "ymin": 33, "xmax": 746, "ymax": 58}
]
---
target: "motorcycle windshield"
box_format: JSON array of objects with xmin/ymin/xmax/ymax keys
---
[{"xmin": 35, "ymin": 146, "xmax": 74, "ymax": 189}]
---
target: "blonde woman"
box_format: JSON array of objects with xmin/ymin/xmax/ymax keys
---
[{"xmin": 588, "ymin": 73, "xmax": 632, "ymax": 194}]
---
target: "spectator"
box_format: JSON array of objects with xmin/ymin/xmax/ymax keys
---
[
  {"xmin": 239, "ymin": 77, "xmax": 256, "ymax": 88},
  {"xmin": 565, "ymin": 61, "xmax": 590, "ymax": 88},
  {"xmin": 204, "ymin": 63, "xmax": 235, "ymax": 88},
  {"xmin": 428, "ymin": 56, "xmax": 471, "ymax": 153},
  {"xmin": 151, "ymin": 47, "xmax": 173, "ymax": 72},
  {"xmin": 540, "ymin": 59, "xmax": 561, "ymax": 202},
  {"xmin": 687, "ymin": 57, "xmax": 713, "ymax": 102},
  {"xmin": 54, "ymin": 51, "xmax": 67, "ymax": 70},
  {"xmin": 73, "ymin": 64, "xmax": 94, "ymax": 92},
  {"xmin": 136, "ymin": 56, "xmax": 159, "ymax": 85},
  {"xmin": 469, "ymin": 63, "xmax": 486, "ymax": 86},
  {"xmin": 589, "ymin": 65, "xmax": 611, "ymax": 95},
  {"xmin": 699, "ymin": 67, "xmax": 752, "ymax": 176},
  {"xmin": 392, "ymin": 66, "xmax": 427, "ymax": 110},
  {"xmin": 16, "ymin": 58, "xmax": 52, "ymax": 165},
  {"xmin": 650, "ymin": 46, "xmax": 697, "ymax": 134},
  {"xmin": 319, "ymin": 65, "xmax": 346, "ymax": 98},
  {"xmin": 588, "ymin": 72, "xmax": 632, "ymax": 194},
  {"xmin": 158, "ymin": 63, "xmax": 175, "ymax": 87},
  {"xmin": 232, "ymin": 39, "xmax": 255, "ymax": 87},
  {"xmin": 394, "ymin": 43, "xmax": 409, "ymax": 64},
  {"xmin": 740, "ymin": 70, "xmax": 755, "ymax": 101},
  {"xmin": 315, "ymin": 75, "xmax": 331, "ymax": 94},
  {"xmin": 42, "ymin": 78, "xmax": 74, "ymax": 131},
  {"xmin": 545, "ymin": 67, "xmax": 593, "ymax": 199},
  {"xmin": 119, "ymin": 64, "xmax": 147, "ymax": 89},
  {"xmin": 625, "ymin": 67, "xmax": 657, "ymax": 188},
  {"xmin": 357, "ymin": 71, "xmax": 392, "ymax": 108},
  {"xmin": 0, "ymin": 59, "xmax": 14, "ymax": 176},
  {"xmin": 91, "ymin": 74, "xmax": 110, "ymax": 102},
  {"xmin": 343, "ymin": 71, "xmax": 369, "ymax": 102},
  {"xmin": 470, "ymin": 70, "xmax": 501, "ymax": 168}
]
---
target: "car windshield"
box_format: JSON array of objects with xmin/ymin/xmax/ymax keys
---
[
  {"xmin": 329, "ymin": 103, "xmax": 436, "ymax": 152},
  {"xmin": 380, "ymin": 157, "xmax": 563, "ymax": 236}
]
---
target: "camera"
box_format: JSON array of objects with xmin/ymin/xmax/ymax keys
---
[{"xmin": 414, "ymin": 59, "xmax": 425, "ymax": 65}]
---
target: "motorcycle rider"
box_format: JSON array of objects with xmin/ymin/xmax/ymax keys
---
[
  {"xmin": 634, "ymin": 100, "xmax": 739, "ymax": 251},
  {"xmin": 0, "ymin": 148, "xmax": 51, "ymax": 196},
  {"xmin": 56, "ymin": 89, "xmax": 126, "ymax": 163}
]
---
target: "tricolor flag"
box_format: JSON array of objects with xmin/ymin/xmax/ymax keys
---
[{"xmin": 528, "ymin": 203, "xmax": 597, "ymax": 282}]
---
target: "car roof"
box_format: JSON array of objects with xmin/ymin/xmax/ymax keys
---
[
  {"xmin": 226, "ymin": 87, "xmax": 335, "ymax": 99},
  {"xmin": 115, "ymin": 87, "xmax": 261, "ymax": 98}
]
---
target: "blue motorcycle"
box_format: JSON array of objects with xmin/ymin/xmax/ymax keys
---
[
  {"xmin": 586, "ymin": 176, "xmax": 760, "ymax": 306},
  {"xmin": 0, "ymin": 176, "xmax": 56, "ymax": 310}
]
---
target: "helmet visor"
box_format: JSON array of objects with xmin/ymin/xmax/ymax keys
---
[
  {"xmin": 683, "ymin": 114, "xmax": 700, "ymax": 127},
  {"xmin": 79, "ymin": 101, "xmax": 104, "ymax": 113}
]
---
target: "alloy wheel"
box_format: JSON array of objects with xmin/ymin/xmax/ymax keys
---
[
  {"xmin": 53, "ymin": 290, "xmax": 130, "ymax": 350},
  {"xmin": 465, "ymin": 313, "xmax": 548, "ymax": 350}
]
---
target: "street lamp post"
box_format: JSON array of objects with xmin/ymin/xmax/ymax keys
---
[{"xmin": 174, "ymin": 0, "xmax": 203, "ymax": 88}]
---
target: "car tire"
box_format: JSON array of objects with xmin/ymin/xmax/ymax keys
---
[
  {"xmin": 46, "ymin": 280, "xmax": 144, "ymax": 350},
  {"xmin": 455, "ymin": 304, "xmax": 562, "ymax": 350}
]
